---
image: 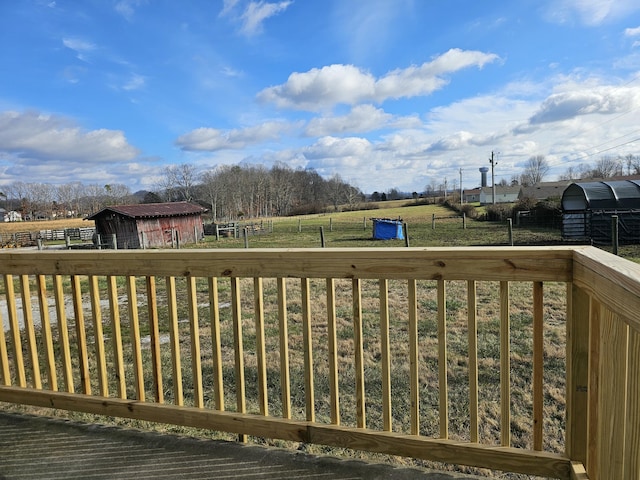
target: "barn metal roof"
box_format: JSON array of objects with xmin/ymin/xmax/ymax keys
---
[
  {"xmin": 561, "ymin": 180, "xmax": 640, "ymax": 211},
  {"xmin": 87, "ymin": 202, "xmax": 206, "ymax": 220}
]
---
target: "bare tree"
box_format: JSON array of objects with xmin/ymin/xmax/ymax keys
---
[
  {"xmin": 520, "ymin": 155, "xmax": 549, "ymax": 186},
  {"xmin": 159, "ymin": 163, "xmax": 198, "ymax": 201},
  {"xmin": 327, "ymin": 173, "xmax": 349, "ymax": 211},
  {"xmin": 592, "ymin": 156, "xmax": 623, "ymax": 178},
  {"xmin": 57, "ymin": 182, "xmax": 91, "ymax": 217},
  {"xmin": 103, "ymin": 183, "xmax": 132, "ymax": 205},
  {"xmin": 559, "ymin": 165, "xmax": 580, "ymax": 181},
  {"xmin": 625, "ymin": 154, "xmax": 640, "ymax": 175}
]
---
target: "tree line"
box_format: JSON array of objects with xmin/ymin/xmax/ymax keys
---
[
  {"xmin": 0, "ymin": 163, "xmax": 363, "ymax": 221},
  {"xmin": 3, "ymin": 155, "xmax": 639, "ymax": 222}
]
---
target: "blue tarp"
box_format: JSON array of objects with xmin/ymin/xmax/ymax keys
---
[{"xmin": 372, "ymin": 219, "xmax": 404, "ymax": 240}]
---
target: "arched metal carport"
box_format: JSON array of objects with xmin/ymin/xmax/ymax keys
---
[{"xmin": 561, "ymin": 180, "xmax": 640, "ymax": 244}]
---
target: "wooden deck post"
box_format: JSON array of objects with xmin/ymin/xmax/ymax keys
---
[{"xmin": 565, "ymin": 284, "xmax": 590, "ymax": 467}]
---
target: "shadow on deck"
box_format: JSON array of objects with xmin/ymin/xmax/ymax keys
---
[{"xmin": 0, "ymin": 412, "xmax": 487, "ymax": 480}]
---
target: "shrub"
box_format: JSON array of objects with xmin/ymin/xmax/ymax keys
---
[{"xmin": 484, "ymin": 203, "xmax": 514, "ymax": 221}]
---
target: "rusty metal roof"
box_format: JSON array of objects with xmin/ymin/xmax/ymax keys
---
[{"xmin": 87, "ymin": 202, "xmax": 206, "ymax": 220}]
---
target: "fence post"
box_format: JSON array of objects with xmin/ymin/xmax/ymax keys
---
[
  {"xmin": 404, "ymin": 223, "xmax": 409, "ymax": 247},
  {"xmin": 215, "ymin": 225, "xmax": 220, "ymax": 241},
  {"xmin": 508, "ymin": 218, "xmax": 513, "ymax": 246},
  {"xmin": 194, "ymin": 226, "xmax": 198, "ymax": 244},
  {"xmin": 611, "ymin": 215, "xmax": 619, "ymax": 255},
  {"xmin": 363, "ymin": 217, "xmax": 367, "ymax": 230},
  {"xmin": 463, "ymin": 213, "xmax": 466, "ymax": 229},
  {"xmin": 175, "ymin": 230, "xmax": 180, "ymax": 249},
  {"xmin": 432, "ymin": 213, "xmax": 436, "ymax": 230},
  {"xmin": 329, "ymin": 218, "xmax": 333, "ymax": 232},
  {"xmin": 37, "ymin": 238, "xmax": 43, "ymax": 250},
  {"xmin": 65, "ymin": 235, "xmax": 71, "ymax": 249},
  {"xmin": 141, "ymin": 232, "xmax": 146, "ymax": 250},
  {"xmin": 96, "ymin": 234, "xmax": 102, "ymax": 250},
  {"xmin": 320, "ymin": 226, "xmax": 325, "ymax": 247},
  {"xmin": 298, "ymin": 218, "xmax": 302, "ymax": 233},
  {"xmin": 244, "ymin": 228, "xmax": 249, "ymax": 248}
]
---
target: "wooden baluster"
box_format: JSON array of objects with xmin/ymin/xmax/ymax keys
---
[
  {"xmin": 5, "ymin": 275, "xmax": 25, "ymax": 387},
  {"xmin": 500, "ymin": 281, "xmax": 510, "ymax": 447},
  {"xmin": 326, "ymin": 278, "xmax": 340, "ymax": 425},
  {"xmin": 209, "ymin": 277, "xmax": 223, "ymax": 411},
  {"xmin": 187, "ymin": 276, "xmax": 203, "ymax": 408},
  {"xmin": 301, "ymin": 278, "xmax": 315, "ymax": 423},
  {"xmin": 408, "ymin": 279, "xmax": 419, "ymax": 435},
  {"xmin": 625, "ymin": 326, "xmax": 640, "ymax": 478},
  {"xmin": 438, "ymin": 279, "xmax": 448, "ymax": 439},
  {"xmin": 254, "ymin": 277, "xmax": 268, "ymax": 416},
  {"xmin": 166, "ymin": 276, "xmax": 183, "ymax": 406},
  {"xmin": 126, "ymin": 276, "xmax": 144, "ymax": 401},
  {"xmin": 352, "ymin": 278, "xmax": 365, "ymax": 429},
  {"xmin": 107, "ymin": 276, "xmax": 126, "ymax": 399},
  {"xmin": 147, "ymin": 276, "xmax": 163, "ymax": 403},
  {"xmin": 379, "ymin": 279, "xmax": 391, "ymax": 432},
  {"xmin": 20, "ymin": 275, "xmax": 41, "ymax": 389},
  {"xmin": 596, "ymin": 307, "xmax": 628, "ymax": 479},
  {"xmin": 71, "ymin": 275, "xmax": 90, "ymax": 395},
  {"xmin": 36, "ymin": 275, "xmax": 57, "ymax": 391},
  {"xmin": 278, "ymin": 278, "xmax": 291, "ymax": 419},
  {"xmin": 231, "ymin": 277, "xmax": 247, "ymax": 442},
  {"xmin": 532, "ymin": 281, "xmax": 544, "ymax": 451},
  {"xmin": 89, "ymin": 276, "xmax": 107, "ymax": 397},
  {"xmin": 0, "ymin": 294, "xmax": 9, "ymax": 386},
  {"xmin": 54, "ymin": 275, "xmax": 73, "ymax": 393},
  {"xmin": 467, "ymin": 280, "xmax": 479, "ymax": 443}
]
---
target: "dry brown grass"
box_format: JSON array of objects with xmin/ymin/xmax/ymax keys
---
[{"xmin": 0, "ymin": 218, "xmax": 93, "ymax": 234}]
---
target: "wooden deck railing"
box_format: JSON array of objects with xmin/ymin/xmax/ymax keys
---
[{"xmin": 0, "ymin": 247, "xmax": 638, "ymax": 479}]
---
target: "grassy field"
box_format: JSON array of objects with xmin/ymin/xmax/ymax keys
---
[
  {"xmin": 0, "ymin": 202, "xmax": 623, "ymax": 478},
  {"xmin": 0, "ymin": 217, "xmax": 92, "ymax": 234}
]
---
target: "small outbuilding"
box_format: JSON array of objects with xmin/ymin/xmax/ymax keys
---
[
  {"xmin": 479, "ymin": 186, "xmax": 521, "ymax": 205},
  {"xmin": 561, "ymin": 180, "xmax": 640, "ymax": 244},
  {"xmin": 87, "ymin": 202, "xmax": 207, "ymax": 249},
  {"xmin": 372, "ymin": 218, "xmax": 404, "ymax": 240}
]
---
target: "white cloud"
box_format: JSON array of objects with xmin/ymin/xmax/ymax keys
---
[
  {"xmin": 543, "ymin": 0, "xmax": 640, "ymax": 26},
  {"xmin": 0, "ymin": 110, "xmax": 140, "ymax": 164},
  {"xmin": 115, "ymin": 0, "xmax": 147, "ymax": 21},
  {"xmin": 62, "ymin": 37, "xmax": 96, "ymax": 61},
  {"xmin": 303, "ymin": 136, "xmax": 372, "ymax": 160},
  {"xmin": 176, "ymin": 121, "xmax": 292, "ymax": 151},
  {"xmin": 528, "ymin": 86, "xmax": 640, "ymax": 124},
  {"xmin": 220, "ymin": 1, "xmax": 293, "ymax": 36},
  {"xmin": 240, "ymin": 1, "xmax": 292, "ymax": 35},
  {"xmin": 220, "ymin": 0, "xmax": 242, "ymax": 17},
  {"xmin": 304, "ymin": 105, "xmax": 420, "ymax": 136},
  {"xmin": 257, "ymin": 49, "xmax": 500, "ymax": 111},
  {"xmin": 625, "ymin": 26, "xmax": 640, "ymax": 37},
  {"xmin": 123, "ymin": 73, "xmax": 146, "ymax": 91}
]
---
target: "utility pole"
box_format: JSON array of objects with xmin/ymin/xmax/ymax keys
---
[
  {"xmin": 459, "ymin": 168, "xmax": 463, "ymax": 204},
  {"xmin": 489, "ymin": 151, "xmax": 497, "ymax": 205}
]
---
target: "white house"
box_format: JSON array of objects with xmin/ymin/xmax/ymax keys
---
[
  {"xmin": 479, "ymin": 186, "xmax": 521, "ymax": 205},
  {"xmin": 3, "ymin": 211, "xmax": 22, "ymax": 222}
]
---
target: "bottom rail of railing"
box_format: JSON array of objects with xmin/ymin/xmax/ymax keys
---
[{"xmin": 0, "ymin": 386, "xmax": 574, "ymax": 479}]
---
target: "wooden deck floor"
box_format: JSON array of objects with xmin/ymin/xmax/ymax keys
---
[{"xmin": 0, "ymin": 411, "xmax": 488, "ymax": 480}]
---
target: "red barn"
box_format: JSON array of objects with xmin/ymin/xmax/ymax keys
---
[{"xmin": 87, "ymin": 202, "xmax": 207, "ymax": 249}]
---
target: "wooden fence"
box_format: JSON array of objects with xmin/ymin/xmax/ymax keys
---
[{"xmin": 0, "ymin": 247, "xmax": 638, "ymax": 479}]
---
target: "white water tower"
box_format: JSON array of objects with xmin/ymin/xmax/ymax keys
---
[{"xmin": 479, "ymin": 167, "xmax": 489, "ymax": 187}]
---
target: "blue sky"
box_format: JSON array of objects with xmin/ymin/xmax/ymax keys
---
[{"xmin": 2, "ymin": 0, "xmax": 640, "ymax": 194}]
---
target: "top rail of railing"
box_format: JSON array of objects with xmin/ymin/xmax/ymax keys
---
[{"xmin": 0, "ymin": 246, "xmax": 577, "ymax": 281}]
